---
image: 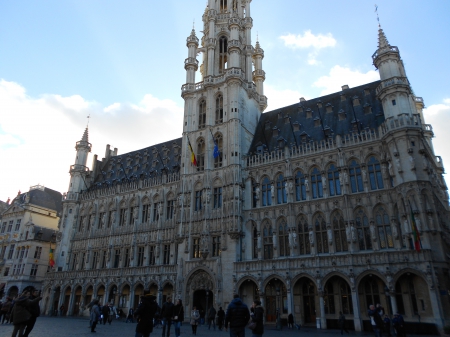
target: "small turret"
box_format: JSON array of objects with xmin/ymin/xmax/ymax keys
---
[
  {"xmin": 68, "ymin": 128, "xmax": 92, "ymax": 193},
  {"xmin": 185, "ymin": 28, "xmax": 199, "ymax": 85},
  {"xmin": 253, "ymin": 39, "xmax": 267, "ymax": 111}
]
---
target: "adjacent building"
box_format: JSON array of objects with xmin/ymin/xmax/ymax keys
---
[{"xmin": 42, "ymin": 0, "xmax": 450, "ymax": 333}]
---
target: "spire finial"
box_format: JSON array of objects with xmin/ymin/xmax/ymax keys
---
[
  {"xmin": 374, "ymin": 4, "xmax": 380, "ymax": 28},
  {"xmin": 87, "ymin": 113, "xmax": 91, "ymax": 128}
]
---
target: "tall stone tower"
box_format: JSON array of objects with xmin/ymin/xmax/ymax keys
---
[{"xmin": 178, "ymin": 0, "xmax": 265, "ymax": 306}]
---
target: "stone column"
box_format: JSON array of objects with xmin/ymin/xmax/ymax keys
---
[
  {"xmin": 47, "ymin": 287, "xmax": 56, "ymax": 315},
  {"xmin": 67, "ymin": 290, "xmax": 76, "ymax": 316},
  {"xmin": 389, "ymin": 295, "xmax": 398, "ymax": 315},
  {"xmin": 351, "ymin": 291, "xmax": 362, "ymax": 332},
  {"xmin": 318, "ymin": 293, "xmax": 327, "ymax": 329},
  {"xmin": 286, "ymin": 291, "xmax": 293, "ymax": 318},
  {"xmin": 129, "ymin": 287, "xmax": 136, "ymax": 310},
  {"xmin": 58, "ymin": 291, "xmax": 65, "ymax": 315}
]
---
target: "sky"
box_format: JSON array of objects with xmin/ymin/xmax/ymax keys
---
[{"xmin": 1, "ymin": 0, "xmax": 449, "ymax": 203}]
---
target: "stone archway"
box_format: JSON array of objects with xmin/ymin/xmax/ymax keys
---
[
  {"xmin": 185, "ymin": 270, "xmax": 214, "ymax": 315},
  {"xmin": 264, "ymin": 278, "xmax": 287, "ymax": 323},
  {"xmin": 238, "ymin": 278, "xmax": 259, "ymax": 308},
  {"xmin": 293, "ymin": 277, "xmax": 317, "ymax": 326}
]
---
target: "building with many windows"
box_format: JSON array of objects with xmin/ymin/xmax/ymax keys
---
[
  {"xmin": 42, "ymin": 0, "xmax": 449, "ymax": 333},
  {"xmin": 0, "ymin": 185, "xmax": 61, "ymax": 299}
]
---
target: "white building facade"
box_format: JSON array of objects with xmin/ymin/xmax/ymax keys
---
[{"xmin": 42, "ymin": 1, "xmax": 450, "ymax": 334}]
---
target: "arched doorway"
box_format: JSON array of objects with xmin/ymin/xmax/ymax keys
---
[
  {"xmin": 108, "ymin": 285, "xmax": 118, "ymax": 305},
  {"xmin": 85, "ymin": 286, "xmax": 93, "ymax": 308},
  {"xmin": 293, "ymin": 278, "xmax": 317, "ymax": 326},
  {"xmin": 162, "ymin": 283, "xmax": 174, "ymax": 304},
  {"xmin": 185, "ymin": 270, "xmax": 214, "ymax": 322},
  {"xmin": 134, "ymin": 284, "xmax": 144, "ymax": 310},
  {"xmin": 264, "ymin": 279, "xmax": 287, "ymax": 323},
  {"xmin": 193, "ymin": 289, "xmax": 213, "ymax": 323},
  {"xmin": 358, "ymin": 274, "xmax": 388, "ymax": 331},
  {"xmin": 238, "ymin": 279, "xmax": 259, "ymax": 307},
  {"xmin": 97, "ymin": 285, "xmax": 105, "ymax": 305},
  {"xmin": 120, "ymin": 285, "xmax": 130, "ymax": 309},
  {"xmin": 73, "ymin": 286, "xmax": 82, "ymax": 316},
  {"xmin": 148, "ymin": 283, "xmax": 158, "ymax": 296},
  {"xmin": 323, "ymin": 276, "xmax": 354, "ymax": 330},
  {"xmin": 7, "ymin": 286, "xmax": 18, "ymax": 298}
]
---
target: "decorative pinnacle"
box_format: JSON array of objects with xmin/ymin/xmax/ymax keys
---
[
  {"xmin": 81, "ymin": 127, "xmax": 89, "ymax": 143},
  {"xmin": 377, "ymin": 27, "xmax": 390, "ymax": 49}
]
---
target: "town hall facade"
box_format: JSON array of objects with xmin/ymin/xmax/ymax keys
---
[{"xmin": 40, "ymin": 0, "xmax": 450, "ymax": 333}]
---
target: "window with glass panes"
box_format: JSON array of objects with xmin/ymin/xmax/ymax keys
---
[
  {"xmin": 71, "ymin": 253, "xmax": 78, "ymax": 271},
  {"xmin": 214, "ymin": 134, "xmax": 223, "ymax": 168},
  {"xmin": 297, "ymin": 216, "xmax": 310, "ymax": 255},
  {"xmin": 349, "ymin": 160, "xmax": 364, "ymax": 193},
  {"xmin": 98, "ymin": 212, "xmax": 105, "ymax": 229},
  {"xmin": 195, "ymin": 191, "xmax": 202, "ymax": 211},
  {"xmin": 324, "ymin": 282, "xmax": 336, "ymax": 314},
  {"xmin": 314, "ymin": 214, "xmax": 328, "ymax": 253},
  {"xmin": 7, "ymin": 220, "xmax": 13, "ymax": 232},
  {"xmin": 34, "ymin": 246, "xmax": 42, "ymax": 259},
  {"xmin": 3, "ymin": 267, "xmax": 9, "ymax": 276},
  {"xmin": 363, "ymin": 278, "xmax": 380, "ymax": 309},
  {"xmin": 212, "ymin": 236, "xmax": 221, "ymax": 256},
  {"xmin": 215, "ymin": 95, "xmax": 223, "ymax": 124},
  {"xmin": 1, "ymin": 222, "xmax": 6, "ymax": 233},
  {"xmin": 375, "ymin": 206, "xmax": 394, "ymax": 249},
  {"xmin": 252, "ymin": 181, "xmax": 258, "ymax": 208},
  {"xmin": 137, "ymin": 246, "xmax": 145, "ymax": 266},
  {"xmin": 311, "ymin": 168, "xmax": 323, "ymax": 199},
  {"xmin": 261, "ymin": 177, "xmax": 272, "ymax": 206},
  {"xmin": 355, "ymin": 208, "xmax": 372, "ymax": 250},
  {"xmin": 252, "ymin": 224, "xmax": 258, "ymax": 259},
  {"xmin": 263, "ymin": 224, "xmax": 273, "ymax": 260},
  {"xmin": 0, "ymin": 246, "xmax": 6, "ymax": 259},
  {"xmin": 30, "ymin": 264, "xmax": 38, "ymax": 276},
  {"xmin": 19, "ymin": 247, "xmax": 25, "ymax": 259},
  {"xmin": 114, "ymin": 249, "xmax": 120, "ymax": 268},
  {"xmin": 163, "ymin": 244, "xmax": 170, "ymax": 264},
  {"xmin": 166, "ymin": 199, "xmax": 174, "ymax": 220},
  {"xmin": 278, "ymin": 222, "xmax": 290, "ymax": 257},
  {"xmin": 339, "ymin": 279, "xmax": 354, "ymax": 314},
  {"xmin": 199, "ymin": 100, "xmax": 206, "ymax": 129},
  {"xmin": 15, "ymin": 219, "xmax": 21, "ymax": 231},
  {"xmin": 192, "ymin": 238, "xmax": 200, "ymax": 258},
  {"xmin": 332, "ymin": 212, "xmax": 348, "ymax": 252},
  {"xmin": 142, "ymin": 203, "xmax": 150, "ymax": 223},
  {"xmin": 78, "ymin": 216, "xmax": 85, "ymax": 232},
  {"xmin": 327, "ymin": 164, "xmax": 341, "ymax": 196},
  {"xmin": 276, "ymin": 174, "xmax": 287, "ymax": 204},
  {"xmin": 295, "ymin": 171, "xmax": 307, "ymax": 201},
  {"xmin": 124, "ymin": 248, "xmax": 130, "ymax": 267},
  {"xmin": 119, "ymin": 208, "xmax": 127, "ymax": 226},
  {"xmin": 101, "ymin": 250, "xmax": 107, "ymax": 268},
  {"xmin": 92, "ymin": 251, "xmax": 98, "ymax": 269},
  {"xmin": 213, "ymin": 187, "xmax": 222, "ymax": 209},
  {"xmin": 8, "ymin": 244, "xmax": 15, "ymax": 259},
  {"xmin": 80, "ymin": 252, "xmax": 86, "ymax": 270},
  {"xmin": 367, "ymin": 156, "xmax": 384, "ymax": 190},
  {"xmin": 148, "ymin": 246, "xmax": 156, "ymax": 265},
  {"xmin": 197, "ymin": 139, "xmax": 205, "ymax": 171}
]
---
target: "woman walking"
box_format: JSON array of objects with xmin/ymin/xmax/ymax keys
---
[
  {"xmin": 250, "ymin": 300, "xmax": 264, "ymax": 337},
  {"xmin": 134, "ymin": 295, "xmax": 159, "ymax": 337},
  {"xmin": 89, "ymin": 299, "xmax": 101, "ymax": 333},
  {"xmin": 190, "ymin": 306, "xmax": 200, "ymax": 335},
  {"xmin": 173, "ymin": 299, "xmax": 184, "ymax": 337}
]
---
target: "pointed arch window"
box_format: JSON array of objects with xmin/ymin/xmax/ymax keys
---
[
  {"xmin": 278, "ymin": 221, "xmax": 290, "ymax": 257},
  {"xmin": 355, "ymin": 208, "xmax": 372, "ymax": 250},
  {"xmin": 297, "ymin": 215, "xmax": 310, "ymax": 255},
  {"xmin": 276, "ymin": 174, "xmax": 287, "ymax": 204},
  {"xmin": 197, "ymin": 138, "xmax": 205, "ymax": 171},
  {"xmin": 363, "ymin": 278, "xmax": 380, "ymax": 309},
  {"xmin": 327, "ymin": 164, "xmax": 341, "ymax": 196},
  {"xmin": 215, "ymin": 95, "xmax": 224, "ymax": 124},
  {"xmin": 252, "ymin": 223, "xmax": 258, "ymax": 259},
  {"xmin": 314, "ymin": 213, "xmax": 328, "ymax": 254},
  {"xmin": 252, "ymin": 180, "xmax": 258, "ymax": 208},
  {"xmin": 263, "ymin": 223, "xmax": 273, "ymax": 260},
  {"xmin": 339, "ymin": 279, "xmax": 354, "ymax": 314},
  {"xmin": 368, "ymin": 156, "xmax": 384, "ymax": 190},
  {"xmin": 311, "ymin": 167, "xmax": 323, "ymax": 199},
  {"xmin": 261, "ymin": 177, "xmax": 272, "ymax": 207},
  {"xmin": 324, "ymin": 282, "xmax": 336, "ymax": 314},
  {"xmin": 332, "ymin": 212, "xmax": 348, "ymax": 252},
  {"xmin": 375, "ymin": 206, "xmax": 394, "ymax": 249},
  {"xmin": 349, "ymin": 160, "xmax": 364, "ymax": 193},
  {"xmin": 214, "ymin": 133, "xmax": 223, "ymax": 168},
  {"xmin": 295, "ymin": 171, "xmax": 306, "ymax": 201},
  {"xmin": 219, "ymin": 36, "xmax": 228, "ymax": 74},
  {"xmin": 198, "ymin": 100, "xmax": 206, "ymax": 129},
  {"xmin": 220, "ymin": 0, "xmax": 228, "ymax": 12}
]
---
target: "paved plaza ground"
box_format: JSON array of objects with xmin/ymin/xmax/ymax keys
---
[{"xmin": 0, "ymin": 317, "xmax": 440, "ymax": 337}]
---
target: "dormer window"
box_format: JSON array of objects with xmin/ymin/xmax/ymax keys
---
[
  {"xmin": 317, "ymin": 101, "xmax": 322, "ymax": 108},
  {"xmin": 352, "ymin": 96, "xmax": 360, "ymax": 106},
  {"xmin": 277, "ymin": 137, "xmax": 286, "ymax": 149},
  {"xmin": 277, "ymin": 112, "xmax": 283, "ymax": 120},
  {"xmin": 340, "ymin": 94, "xmax": 346, "ymax": 102},
  {"xmin": 272, "ymin": 127, "xmax": 279, "ymax": 138},
  {"xmin": 265, "ymin": 120, "xmax": 272, "ymax": 130},
  {"xmin": 364, "ymin": 103, "xmax": 372, "ymax": 114},
  {"xmin": 199, "ymin": 99, "xmax": 206, "ymax": 129},
  {"xmin": 338, "ymin": 109, "xmax": 346, "ymax": 121},
  {"xmin": 300, "ymin": 132, "xmax": 309, "ymax": 143},
  {"xmin": 152, "ymin": 159, "xmax": 159, "ymax": 168},
  {"xmin": 293, "ymin": 122, "xmax": 300, "ymax": 132},
  {"xmin": 284, "ymin": 115, "xmax": 291, "ymax": 124},
  {"xmin": 325, "ymin": 103, "xmax": 333, "ymax": 113},
  {"xmin": 298, "ymin": 105, "xmax": 304, "ymax": 113},
  {"xmin": 306, "ymin": 108, "xmax": 312, "ymax": 119},
  {"xmin": 219, "ymin": 36, "xmax": 228, "ymax": 74},
  {"xmin": 314, "ymin": 117, "xmax": 321, "ymax": 127},
  {"xmin": 364, "ymin": 89, "xmax": 370, "ymax": 96}
]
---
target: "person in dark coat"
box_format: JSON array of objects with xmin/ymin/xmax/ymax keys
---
[
  {"xmin": 217, "ymin": 306, "xmax": 225, "ymax": 331},
  {"xmin": 208, "ymin": 306, "xmax": 217, "ymax": 330},
  {"xmin": 392, "ymin": 313, "xmax": 405, "ymax": 337},
  {"xmin": 161, "ymin": 297, "xmax": 174, "ymax": 337},
  {"xmin": 102, "ymin": 304, "xmax": 109, "ymax": 325},
  {"xmin": 383, "ymin": 314, "xmax": 392, "ymax": 337},
  {"xmin": 338, "ymin": 311, "xmax": 349, "ymax": 335},
  {"xmin": 126, "ymin": 308, "xmax": 135, "ymax": 323},
  {"xmin": 287, "ymin": 313, "xmax": 294, "ymax": 329},
  {"xmin": 250, "ymin": 300, "xmax": 264, "ymax": 337},
  {"xmin": 1, "ymin": 297, "xmax": 13, "ymax": 324},
  {"xmin": 134, "ymin": 295, "xmax": 159, "ymax": 337},
  {"xmin": 89, "ymin": 299, "xmax": 101, "ymax": 333},
  {"xmin": 11, "ymin": 289, "xmax": 41, "ymax": 337},
  {"xmin": 23, "ymin": 288, "xmax": 42, "ymax": 337},
  {"xmin": 225, "ymin": 294, "xmax": 250, "ymax": 337},
  {"xmin": 368, "ymin": 304, "xmax": 384, "ymax": 337},
  {"xmin": 172, "ymin": 299, "xmax": 184, "ymax": 337}
]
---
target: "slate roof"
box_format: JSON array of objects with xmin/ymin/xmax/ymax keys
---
[
  {"xmin": 90, "ymin": 137, "xmax": 183, "ymax": 190},
  {"xmin": 248, "ymin": 81, "xmax": 385, "ymax": 155},
  {"xmin": 17, "ymin": 187, "xmax": 63, "ymax": 214},
  {"xmin": 32, "ymin": 225, "xmax": 57, "ymax": 242}
]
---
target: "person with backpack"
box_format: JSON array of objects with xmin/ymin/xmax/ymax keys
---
[{"xmin": 224, "ymin": 294, "xmax": 250, "ymax": 337}]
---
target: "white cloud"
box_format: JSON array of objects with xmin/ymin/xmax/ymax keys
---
[
  {"xmin": 264, "ymin": 84, "xmax": 305, "ymax": 112},
  {"xmin": 313, "ymin": 65, "xmax": 379, "ymax": 96},
  {"xmin": 280, "ymin": 31, "xmax": 337, "ymax": 65},
  {"xmin": 423, "ymin": 100, "xmax": 450, "ymax": 185},
  {"xmin": 0, "ymin": 79, "xmax": 183, "ymax": 201}
]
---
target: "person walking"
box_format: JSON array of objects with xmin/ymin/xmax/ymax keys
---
[
  {"xmin": 134, "ymin": 294, "xmax": 159, "ymax": 337},
  {"xmin": 217, "ymin": 306, "xmax": 225, "ymax": 331},
  {"xmin": 368, "ymin": 304, "xmax": 384, "ymax": 337},
  {"xmin": 392, "ymin": 313, "xmax": 405, "ymax": 337},
  {"xmin": 101, "ymin": 303, "xmax": 109, "ymax": 325},
  {"xmin": 22, "ymin": 288, "xmax": 42, "ymax": 337},
  {"xmin": 126, "ymin": 308, "xmax": 135, "ymax": 323},
  {"xmin": 90, "ymin": 299, "xmax": 101, "ymax": 333},
  {"xmin": 208, "ymin": 306, "xmax": 217, "ymax": 330},
  {"xmin": 250, "ymin": 300, "xmax": 264, "ymax": 337},
  {"xmin": 161, "ymin": 297, "xmax": 174, "ymax": 337},
  {"xmin": 172, "ymin": 299, "xmax": 184, "ymax": 337},
  {"xmin": 224, "ymin": 294, "xmax": 250, "ymax": 337},
  {"xmin": 11, "ymin": 289, "xmax": 41, "ymax": 337},
  {"xmin": 383, "ymin": 314, "xmax": 392, "ymax": 337},
  {"xmin": 107, "ymin": 302, "xmax": 118, "ymax": 325},
  {"xmin": 190, "ymin": 306, "xmax": 200, "ymax": 335},
  {"xmin": 1, "ymin": 297, "xmax": 12, "ymax": 324},
  {"xmin": 287, "ymin": 313, "xmax": 294, "ymax": 329},
  {"xmin": 338, "ymin": 311, "xmax": 349, "ymax": 335}
]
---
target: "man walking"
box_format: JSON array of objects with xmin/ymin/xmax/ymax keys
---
[
  {"xmin": 208, "ymin": 305, "xmax": 217, "ymax": 330},
  {"xmin": 161, "ymin": 297, "xmax": 174, "ymax": 337},
  {"xmin": 23, "ymin": 287, "xmax": 42, "ymax": 337},
  {"xmin": 107, "ymin": 302, "xmax": 118, "ymax": 325},
  {"xmin": 368, "ymin": 304, "xmax": 384, "ymax": 337},
  {"xmin": 217, "ymin": 306, "xmax": 225, "ymax": 331},
  {"xmin": 225, "ymin": 294, "xmax": 250, "ymax": 337}
]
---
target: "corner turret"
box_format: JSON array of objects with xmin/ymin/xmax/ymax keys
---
[{"xmin": 68, "ymin": 128, "xmax": 91, "ymax": 193}]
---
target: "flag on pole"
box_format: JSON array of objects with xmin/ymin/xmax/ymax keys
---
[
  {"xmin": 49, "ymin": 248, "xmax": 55, "ymax": 267},
  {"xmin": 187, "ymin": 136, "xmax": 197, "ymax": 166},
  {"xmin": 409, "ymin": 204, "xmax": 422, "ymax": 252},
  {"xmin": 209, "ymin": 128, "xmax": 220, "ymax": 159}
]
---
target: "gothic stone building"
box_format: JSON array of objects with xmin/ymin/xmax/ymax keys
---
[{"xmin": 42, "ymin": 0, "xmax": 450, "ymax": 333}]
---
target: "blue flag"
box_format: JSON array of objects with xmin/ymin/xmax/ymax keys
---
[{"xmin": 213, "ymin": 143, "xmax": 220, "ymax": 158}]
